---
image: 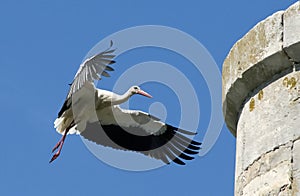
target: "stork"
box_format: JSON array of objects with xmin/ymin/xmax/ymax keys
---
[{"xmin": 50, "ymin": 41, "xmax": 201, "ymax": 165}]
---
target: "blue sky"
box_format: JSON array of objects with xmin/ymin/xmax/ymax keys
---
[{"xmin": 0, "ymin": 0, "xmax": 297, "ymax": 195}]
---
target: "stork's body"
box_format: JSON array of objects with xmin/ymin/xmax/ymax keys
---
[{"xmin": 50, "ymin": 42, "xmax": 201, "ymax": 165}]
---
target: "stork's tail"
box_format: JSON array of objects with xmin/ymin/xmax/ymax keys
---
[
  {"xmin": 54, "ymin": 117, "xmax": 77, "ymax": 135},
  {"xmin": 54, "ymin": 117, "xmax": 65, "ymax": 134}
]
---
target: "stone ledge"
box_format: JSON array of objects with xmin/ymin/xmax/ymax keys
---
[{"xmin": 222, "ymin": 2, "xmax": 300, "ymax": 136}]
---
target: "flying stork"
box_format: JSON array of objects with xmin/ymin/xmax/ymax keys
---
[{"xmin": 50, "ymin": 41, "xmax": 201, "ymax": 165}]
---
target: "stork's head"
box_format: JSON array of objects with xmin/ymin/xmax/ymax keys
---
[{"xmin": 130, "ymin": 86, "xmax": 152, "ymax": 98}]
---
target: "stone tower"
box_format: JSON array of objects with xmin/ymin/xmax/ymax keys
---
[{"xmin": 222, "ymin": 2, "xmax": 300, "ymax": 195}]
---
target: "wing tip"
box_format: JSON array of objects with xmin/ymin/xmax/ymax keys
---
[
  {"xmin": 173, "ymin": 158, "xmax": 186, "ymax": 165},
  {"xmin": 109, "ymin": 60, "xmax": 116, "ymax": 65}
]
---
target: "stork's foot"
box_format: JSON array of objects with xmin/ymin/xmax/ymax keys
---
[
  {"xmin": 49, "ymin": 151, "xmax": 60, "ymax": 163},
  {"xmin": 50, "ymin": 127, "xmax": 70, "ymax": 164},
  {"xmin": 50, "ymin": 140, "xmax": 64, "ymax": 163}
]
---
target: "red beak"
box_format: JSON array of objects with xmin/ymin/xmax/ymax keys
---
[{"xmin": 137, "ymin": 90, "xmax": 152, "ymax": 98}]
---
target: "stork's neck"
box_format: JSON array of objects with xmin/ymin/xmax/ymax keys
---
[{"xmin": 111, "ymin": 89, "xmax": 132, "ymax": 105}]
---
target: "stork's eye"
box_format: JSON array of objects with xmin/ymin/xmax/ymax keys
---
[{"xmin": 134, "ymin": 86, "xmax": 138, "ymax": 90}]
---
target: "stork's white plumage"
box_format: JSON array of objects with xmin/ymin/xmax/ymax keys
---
[{"xmin": 50, "ymin": 41, "xmax": 201, "ymax": 165}]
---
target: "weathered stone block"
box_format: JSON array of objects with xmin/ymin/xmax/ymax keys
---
[
  {"xmin": 243, "ymin": 162, "xmax": 291, "ymax": 196},
  {"xmin": 235, "ymin": 143, "xmax": 293, "ymax": 194},
  {"xmin": 283, "ymin": 1, "xmax": 300, "ymax": 62}
]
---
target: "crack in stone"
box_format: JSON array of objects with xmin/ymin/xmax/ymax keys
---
[
  {"xmin": 279, "ymin": 184, "xmax": 289, "ymax": 193},
  {"xmin": 289, "ymin": 140, "xmax": 294, "ymax": 191},
  {"xmin": 292, "ymin": 96, "xmax": 300, "ymax": 102},
  {"xmin": 282, "ymin": 9, "xmax": 300, "ymax": 66},
  {"xmin": 281, "ymin": 11, "xmax": 284, "ymax": 43}
]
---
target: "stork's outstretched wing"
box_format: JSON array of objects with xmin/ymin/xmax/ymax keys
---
[
  {"xmin": 67, "ymin": 41, "xmax": 116, "ymax": 98},
  {"xmin": 81, "ymin": 106, "xmax": 201, "ymax": 165}
]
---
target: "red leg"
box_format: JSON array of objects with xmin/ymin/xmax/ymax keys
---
[
  {"xmin": 49, "ymin": 128, "xmax": 70, "ymax": 163},
  {"xmin": 51, "ymin": 139, "xmax": 62, "ymax": 153}
]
